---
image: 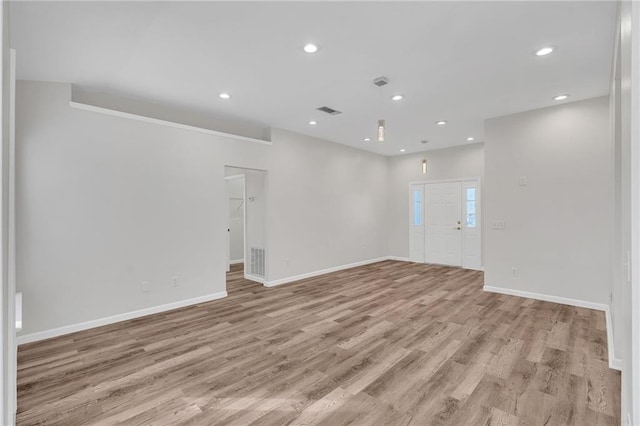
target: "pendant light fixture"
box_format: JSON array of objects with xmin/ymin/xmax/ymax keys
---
[
  {"xmin": 377, "ymin": 120, "xmax": 385, "ymax": 143},
  {"xmin": 422, "ymin": 158, "xmax": 428, "ymax": 174},
  {"xmin": 372, "ymin": 77, "xmax": 390, "ymax": 144}
]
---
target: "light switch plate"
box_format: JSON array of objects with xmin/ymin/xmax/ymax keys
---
[{"xmin": 492, "ymin": 221, "xmax": 506, "ymax": 230}]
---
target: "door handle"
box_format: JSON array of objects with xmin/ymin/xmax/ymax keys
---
[{"xmin": 454, "ymin": 227, "xmax": 461, "ymax": 230}]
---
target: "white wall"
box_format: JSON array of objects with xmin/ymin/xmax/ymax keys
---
[
  {"xmin": 631, "ymin": 3, "xmax": 640, "ymax": 423},
  {"xmin": 266, "ymin": 129, "xmax": 389, "ymax": 282},
  {"xmin": 0, "ymin": 1, "xmax": 15, "ymax": 423},
  {"xmin": 484, "ymin": 96, "xmax": 612, "ymax": 305},
  {"xmin": 72, "ymin": 87, "xmax": 268, "ymax": 142},
  {"xmin": 16, "ymin": 81, "xmax": 390, "ymax": 338},
  {"xmin": 244, "ymin": 170, "xmax": 266, "ymax": 253},
  {"xmin": 225, "ymin": 177, "xmax": 244, "ymax": 262},
  {"xmin": 611, "ymin": 1, "xmax": 640, "ymax": 423},
  {"xmin": 387, "ymin": 144, "xmax": 484, "ymax": 259},
  {"xmin": 16, "ymin": 81, "xmax": 271, "ymax": 337},
  {"xmin": 610, "ymin": 7, "xmax": 625, "ymax": 364},
  {"xmin": 611, "ymin": 0, "xmax": 629, "ymax": 378}
]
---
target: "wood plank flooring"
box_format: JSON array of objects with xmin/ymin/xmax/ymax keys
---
[{"xmin": 17, "ymin": 261, "xmax": 620, "ymax": 425}]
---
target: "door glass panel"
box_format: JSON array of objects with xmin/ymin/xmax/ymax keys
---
[
  {"xmin": 413, "ymin": 190, "xmax": 422, "ymax": 226},
  {"xmin": 465, "ymin": 188, "xmax": 476, "ymax": 228},
  {"xmin": 466, "ymin": 187, "xmax": 476, "ymax": 201},
  {"xmin": 466, "ymin": 201, "xmax": 476, "ymax": 215}
]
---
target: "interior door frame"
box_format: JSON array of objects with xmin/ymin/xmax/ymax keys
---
[
  {"xmin": 225, "ymin": 174, "xmax": 246, "ymax": 274},
  {"xmin": 409, "ymin": 177, "xmax": 482, "ymax": 270}
]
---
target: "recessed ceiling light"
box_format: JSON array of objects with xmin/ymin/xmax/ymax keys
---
[
  {"xmin": 391, "ymin": 94, "xmax": 404, "ymax": 101},
  {"xmin": 219, "ymin": 93, "xmax": 231, "ymax": 99},
  {"xmin": 303, "ymin": 43, "xmax": 319, "ymax": 53},
  {"xmin": 308, "ymin": 120, "xmax": 317, "ymax": 125},
  {"xmin": 421, "ymin": 140, "xmax": 429, "ymax": 144},
  {"xmin": 553, "ymin": 94, "xmax": 569, "ymax": 101},
  {"xmin": 363, "ymin": 137, "xmax": 371, "ymax": 142},
  {"xmin": 467, "ymin": 137, "xmax": 475, "ymax": 141},
  {"xmin": 535, "ymin": 46, "xmax": 555, "ymax": 56},
  {"xmin": 436, "ymin": 120, "xmax": 448, "ymax": 125},
  {"xmin": 400, "ymin": 149, "xmax": 406, "ymax": 152}
]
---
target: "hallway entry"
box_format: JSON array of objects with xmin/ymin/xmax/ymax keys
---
[{"xmin": 225, "ymin": 166, "xmax": 268, "ymax": 285}]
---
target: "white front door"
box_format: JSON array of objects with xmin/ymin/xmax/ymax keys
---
[
  {"xmin": 409, "ymin": 179, "xmax": 481, "ymax": 269},
  {"xmin": 424, "ymin": 181, "xmax": 463, "ymax": 267},
  {"xmin": 409, "ymin": 184, "xmax": 425, "ymax": 262}
]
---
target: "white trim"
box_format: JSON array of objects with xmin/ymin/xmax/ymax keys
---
[
  {"xmin": 264, "ymin": 257, "xmax": 390, "ymax": 287},
  {"xmin": 14, "ymin": 293, "xmax": 21, "ymax": 332},
  {"xmin": 225, "ymin": 174, "xmax": 245, "ymax": 181},
  {"xmin": 484, "ymin": 285, "xmax": 622, "ymax": 371},
  {"xmin": 466, "ymin": 266, "xmax": 485, "ymax": 272},
  {"xmin": 244, "ymin": 274, "xmax": 265, "ymax": 284},
  {"xmin": 225, "ymin": 173, "xmax": 247, "ymax": 273},
  {"xmin": 409, "ymin": 176, "xmax": 481, "ymax": 186},
  {"xmin": 605, "ymin": 307, "xmax": 623, "ymax": 371},
  {"xmin": 409, "ymin": 177, "xmax": 483, "ymax": 270},
  {"xmin": 242, "ymin": 176, "xmax": 249, "ymax": 279},
  {"xmin": 69, "ymin": 101, "xmax": 272, "ymax": 146},
  {"xmin": 17, "ymin": 291, "xmax": 228, "ymax": 345},
  {"xmin": 5, "ymin": 48, "xmax": 17, "ymax": 425},
  {"xmin": 631, "ymin": 2, "xmax": 640, "ymax": 423},
  {"xmin": 387, "ymin": 256, "xmax": 412, "ymax": 262}
]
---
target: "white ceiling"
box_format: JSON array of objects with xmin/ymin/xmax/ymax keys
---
[{"xmin": 10, "ymin": 1, "xmax": 617, "ymax": 156}]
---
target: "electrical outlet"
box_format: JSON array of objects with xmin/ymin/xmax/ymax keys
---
[
  {"xmin": 141, "ymin": 281, "xmax": 150, "ymax": 293},
  {"xmin": 492, "ymin": 221, "xmax": 506, "ymax": 230},
  {"xmin": 518, "ymin": 176, "xmax": 528, "ymax": 186},
  {"xmin": 511, "ymin": 268, "xmax": 518, "ymax": 277},
  {"xmin": 172, "ymin": 276, "xmax": 179, "ymax": 287}
]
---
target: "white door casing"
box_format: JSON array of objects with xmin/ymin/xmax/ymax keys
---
[
  {"xmin": 409, "ymin": 178, "xmax": 481, "ymax": 270},
  {"xmin": 225, "ymin": 179, "xmax": 230, "ymax": 272},
  {"xmin": 225, "ymin": 174, "xmax": 245, "ymax": 273}
]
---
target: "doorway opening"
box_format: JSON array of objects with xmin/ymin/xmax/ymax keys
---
[
  {"xmin": 409, "ymin": 178, "xmax": 482, "ymax": 269},
  {"xmin": 224, "ymin": 166, "xmax": 267, "ymax": 293}
]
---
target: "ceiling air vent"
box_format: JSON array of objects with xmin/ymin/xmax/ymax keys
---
[
  {"xmin": 373, "ymin": 76, "xmax": 389, "ymax": 87},
  {"xmin": 317, "ymin": 106, "xmax": 342, "ymax": 115}
]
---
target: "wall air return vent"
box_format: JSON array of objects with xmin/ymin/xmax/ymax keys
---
[
  {"xmin": 316, "ymin": 106, "xmax": 342, "ymax": 115},
  {"xmin": 250, "ymin": 247, "xmax": 265, "ymax": 277}
]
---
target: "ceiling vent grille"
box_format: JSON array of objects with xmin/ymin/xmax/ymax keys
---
[
  {"xmin": 373, "ymin": 76, "xmax": 389, "ymax": 87},
  {"xmin": 316, "ymin": 106, "xmax": 342, "ymax": 115}
]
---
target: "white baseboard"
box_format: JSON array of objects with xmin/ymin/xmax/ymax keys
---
[
  {"xmin": 483, "ymin": 285, "xmax": 608, "ymax": 311},
  {"xmin": 15, "ymin": 257, "xmax": 403, "ymax": 345},
  {"xmin": 245, "ymin": 274, "xmax": 265, "ymax": 284},
  {"xmin": 264, "ymin": 256, "xmax": 392, "ymax": 287},
  {"xmin": 387, "ymin": 256, "xmax": 485, "ymax": 271},
  {"xmin": 262, "ymin": 255, "xmax": 459, "ymax": 288},
  {"xmin": 387, "ymin": 256, "xmax": 412, "ymax": 262},
  {"xmin": 230, "ymin": 259, "xmax": 244, "ymax": 265},
  {"xmin": 604, "ymin": 307, "xmax": 623, "ymax": 370},
  {"xmin": 484, "ymin": 285, "xmax": 622, "ymax": 371},
  {"xmin": 17, "ymin": 291, "xmax": 228, "ymax": 345}
]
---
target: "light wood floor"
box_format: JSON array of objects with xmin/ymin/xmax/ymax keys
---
[{"xmin": 17, "ymin": 261, "xmax": 620, "ymax": 425}]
